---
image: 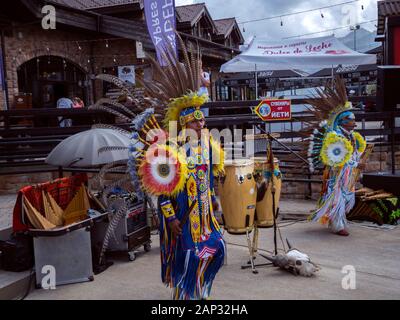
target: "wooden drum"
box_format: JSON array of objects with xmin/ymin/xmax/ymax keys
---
[
  {"xmin": 217, "ymin": 159, "xmax": 257, "ymax": 234},
  {"xmin": 252, "ymin": 157, "xmax": 282, "ymax": 228}
]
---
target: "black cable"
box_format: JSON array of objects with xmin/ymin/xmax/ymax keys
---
[
  {"xmin": 277, "ymin": 219, "xmax": 308, "ymax": 227},
  {"xmin": 238, "ymin": 0, "xmax": 361, "ymax": 24},
  {"xmin": 283, "ymin": 19, "xmax": 377, "ymax": 39},
  {"xmin": 225, "ymin": 241, "xmax": 285, "ymax": 255}
]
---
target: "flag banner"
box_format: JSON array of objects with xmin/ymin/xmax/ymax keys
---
[{"xmin": 144, "ymin": 0, "xmax": 177, "ymax": 66}]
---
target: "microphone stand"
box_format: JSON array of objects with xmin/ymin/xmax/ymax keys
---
[{"xmin": 268, "ymin": 133, "xmax": 278, "ymax": 256}]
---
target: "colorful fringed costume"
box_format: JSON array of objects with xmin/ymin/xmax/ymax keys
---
[
  {"xmin": 155, "ymin": 130, "xmax": 225, "ymax": 300},
  {"xmin": 306, "ymin": 77, "xmax": 366, "ymax": 234},
  {"xmin": 129, "ymin": 35, "xmax": 226, "ymax": 299},
  {"xmin": 88, "ymin": 34, "xmax": 225, "ymax": 282}
]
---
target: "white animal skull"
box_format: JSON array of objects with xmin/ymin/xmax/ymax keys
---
[{"xmin": 264, "ymin": 239, "xmax": 320, "ymax": 277}]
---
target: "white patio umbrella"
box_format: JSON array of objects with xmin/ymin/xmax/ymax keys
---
[{"xmin": 46, "ymin": 128, "xmax": 133, "ymax": 167}]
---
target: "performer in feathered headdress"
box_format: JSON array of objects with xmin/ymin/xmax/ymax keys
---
[
  {"xmin": 131, "ymin": 35, "xmax": 225, "ymax": 300},
  {"xmin": 305, "ymin": 76, "xmax": 367, "ymax": 236}
]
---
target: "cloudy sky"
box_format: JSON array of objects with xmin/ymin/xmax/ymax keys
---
[{"xmin": 175, "ymin": 0, "xmax": 379, "ymax": 42}]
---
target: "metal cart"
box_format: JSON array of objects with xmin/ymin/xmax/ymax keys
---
[{"xmin": 92, "ymin": 195, "xmax": 151, "ymax": 262}]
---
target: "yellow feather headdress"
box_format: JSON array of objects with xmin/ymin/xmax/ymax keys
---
[{"xmin": 163, "ymin": 92, "xmax": 208, "ymax": 128}]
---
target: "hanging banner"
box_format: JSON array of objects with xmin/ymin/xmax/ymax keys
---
[
  {"xmin": 144, "ymin": 0, "xmax": 177, "ymax": 66},
  {"xmin": 0, "ymin": 48, "xmax": 4, "ymax": 90},
  {"xmin": 255, "ymin": 99, "xmax": 292, "ymax": 121}
]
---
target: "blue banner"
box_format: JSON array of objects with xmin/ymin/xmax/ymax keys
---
[
  {"xmin": 144, "ymin": 0, "xmax": 177, "ymax": 66},
  {"xmin": 0, "ymin": 48, "xmax": 4, "ymax": 90}
]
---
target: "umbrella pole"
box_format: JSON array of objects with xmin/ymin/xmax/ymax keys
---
[{"xmin": 58, "ymin": 166, "xmax": 63, "ymax": 178}]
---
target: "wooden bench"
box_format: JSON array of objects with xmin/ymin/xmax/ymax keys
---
[{"xmin": 0, "ymin": 108, "xmax": 115, "ymax": 176}]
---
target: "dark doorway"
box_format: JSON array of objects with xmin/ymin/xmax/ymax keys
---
[{"xmin": 17, "ymin": 56, "xmax": 88, "ymax": 108}]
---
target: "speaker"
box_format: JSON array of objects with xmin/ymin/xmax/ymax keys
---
[
  {"xmin": 0, "ymin": 233, "xmax": 33, "ymax": 272},
  {"xmin": 377, "ymin": 66, "xmax": 400, "ymax": 111}
]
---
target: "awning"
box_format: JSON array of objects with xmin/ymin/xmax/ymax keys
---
[{"xmin": 220, "ymin": 35, "xmax": 376, "ymax": 73}]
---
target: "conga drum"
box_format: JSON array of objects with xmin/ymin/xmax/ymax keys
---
[
  {"xmin": 252, "ymin": 157, "xmax": 282, "ymax": 228},
  {"xmin": 217, "ymin": 159, "xmax": 257, "ymax": 234}
]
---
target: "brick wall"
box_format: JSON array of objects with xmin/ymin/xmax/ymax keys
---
[
  {"xmin": 0, "ymin": 91, "xmax": 4, "ymax": 110},
  {"xmin": 2, "ymin": 25, "xmax": 92, "ymax": 109},
  {"xmin": 0, "ymin": 172, "xmax": 59, "ymax": 194},
  {"xmin": 91, "ymin": 38, "xmax": 138, "ymax": 102}
]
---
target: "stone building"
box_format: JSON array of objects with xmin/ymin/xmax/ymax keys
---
[
  {"xmin": 0, "ymin": 0, "xmax": 243, "ymax": 110},
  {"xmin": 0, "ymin": 0, "xmax": 244, "ymax": 194}
]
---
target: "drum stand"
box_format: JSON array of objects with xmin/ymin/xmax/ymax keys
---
[
  {"xmin": 243, "ymin": 214, "xmax": 258, "ymax": 273},
  {"xmin": 241, "ymin": 213, "xmax": 279, "ymax": 274},
  {"xmin": 241, "ymin": 133, "xmax": 279, "ymax": 274}
]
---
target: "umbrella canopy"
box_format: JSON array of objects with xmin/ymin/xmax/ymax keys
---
[
  {"xmin": 220, "ymin": 35, "xmax": 376, "ymax": 73},
  {"xmin": 46, "ymin": 128, "xmax": 132, "ymax": 167}
]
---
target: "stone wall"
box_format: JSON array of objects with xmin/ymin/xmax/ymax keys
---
[
  {"xmin": 0, "ymin": 172, "xmax": 59, "ymax": 194},
  {"xmin": 0, "ymin": 91, "xmax": 5, "ymax": 110},
  {"xmin": 91, "ymin": 38, "xmax": 138, "ymax": 102},
  {"xmin": 0, "ymin": 25, "xmax": 139, "ymax": 110},
  {"xmin": 280, "ymin": 145, "xmax": 400, "ymax": 200}
]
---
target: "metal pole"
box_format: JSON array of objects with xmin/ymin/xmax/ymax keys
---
[
  {"xmin": 255, "ymin": 64, "xmax": 258, "ymax": 99},
  {"xmin": 268, "ymin": 134, "xmax": 278, "ymax": 255},
  {"xmin": 391, "ymin": 112, "xmax": 396, "ymax": 174}
]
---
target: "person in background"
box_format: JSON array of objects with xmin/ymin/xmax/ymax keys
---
[
  {"xmin": 307, "ymin": 78, "xmax": 367, "ymax": 236},
  {"xmin": 72, "ymin": 97, "xmax": 84, "ymax": 108},
  {"xmin": 56, "ymin": 97, "xmax": 73, "ymax": 127},
  {"xmin": 198, "ymin": 60, "xmax": 210, "ymax": 117}
]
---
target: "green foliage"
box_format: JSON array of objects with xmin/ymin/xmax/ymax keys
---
[{"xmin": 389, "ymin": 209, "xmax": 400, "ymax": 224}]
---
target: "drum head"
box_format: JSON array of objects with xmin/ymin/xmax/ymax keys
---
[{"xmin": 224, "ymin": 159, "xmax": 254, "ymax": 167}]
